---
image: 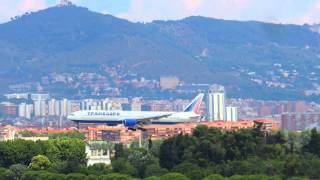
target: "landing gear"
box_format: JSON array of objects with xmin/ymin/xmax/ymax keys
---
[
  {"xmin": 128, "ymin": 127, "xmax": 137, "ymax": 131},
  {"xmin": 127, "ymin": 125, "xmax": 146, "ymax": 131},
  {"xmin": 137, "ymin": 127, "xmax": 146, "ymax": 131}
]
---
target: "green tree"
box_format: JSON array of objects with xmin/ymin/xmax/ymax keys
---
[
  {"xmin": 160, "ymin": 172, "xmax": 189, "ymax": 180},
  {"xmin": 114, "ymin": 144, "xmax": 125, "ymax": 159},
  {"xmin": 172, "ymin": 162, "xmax": 208, "ymax": 180},
  {"xmin": 197, "ymin": 138, "xmax": 225, "ymax": 165},
  {"xmin": 87, "ymin": 174, "xmax": 99, "ymax": 180},
  {"xmin": 192, "ymin": 125, "xmax": 221, "ymax": 138},
  {"xmin": 99, "ymin": 173, "xmax": 136, "ymax": 180},
  {"xmin": 203, "ymin": 174, "xmax": 225, "ymax": 180},
  {"xmin": 285, "ymin": 131, "xmax": 308, "ymax": 155},
  {"xmin": 265, "ymin": 159, "xmax": 284, "ymax": 176},
  {"xmin": 143, "ymin": 176, "xmax": 160, "ymax": 180},
  {"xmin": 49, "ymin": 131, "xmax": 85, "ymax": 140},
  {"xmin": 37, "ymin": 140, "xmax": 59, "ymax": 163},
  {"xmin": 66, "ymin": 173, "xmax": 88, "ymax": 180},
  {"xmin": 261, "ymin": 144, "xmax": 286, "ymax": 159},
  {"xmin": 0, "ymin": 140, "xmax": 42, "ymax": 167},
  {"xmin": 148, "ymin": 139, "xmax": 153, "ymax": 150},
  {"xmin": 232, "ymin": 129, "xmax": 257, "ymax": 159},
  {"xmin": 111, "ymin": 158, "xmax": 137, "ymax": 177},
  {"xmin": 0, "ymin": 167, "xmax": 8, "ymax": 180},
  {"xmin": 28, "ymin": 155, "xmax": 51, "ymax": 170},
  {"xmin": 6, "ymin": 164, "xmax": 27, "ymax": 180},
  {"xmin": 52, "ymin": 139, "xmax": 87, "ymax": 173},
  {"xmin": 252, "ymin": 121, "xmax": 265, "ymax": 146},
  {"xmin": 284, "ymin": 155, "xmax": 300, "ymax": 177},
  {"xmin": 127, "ymin": 149, "xmax": 158, "ymax": 178},
  {"xmin": 19, "ymin": 131, "xmax": 38, "ymax": 137},
  {"xmin": 86, "ymin": 163, "xmax": 112, "ymax": 176},
  {"xmin": 229, "ymin": 175, "xmax": 281, "ymax": 180},
  {"xmin": 149, "ymin": 140, "xmax": 162, "ymax": 157},
  {"xmin": 159, "ymin": 134, "xmax": 196, "ymax": 169},
  {"xmin": 47, "ymin": 161, "xmax": 67, "ymax": 174},
  {"xmin": 267, "ymin": 131, "xmax": 286, "ymax": 145},
  {"xmin": 286, "ymin": 177, "xmax": 306, "ymax": 180},
  {"xmin": 22, "ymin": 171, "xmax": 66, "ymax": 180},
  {"xmin": 303, "ymin": 128, "xmax": 320, "ymax": 156},
  {"xmin": 298, "ymin": 154, "xmax": 320, "ymax": 179},
  {"xmin": 144, "ymin": 164, "xmax": 168, "ymax": 178}
]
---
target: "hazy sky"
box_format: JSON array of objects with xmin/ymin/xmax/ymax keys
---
[{"xmin": 0, "ymin": 0, "xmax": 319, "ymax": 24}]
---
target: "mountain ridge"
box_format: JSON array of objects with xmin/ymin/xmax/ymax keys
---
[{"xmin": 0, "ymin": 5, "xmax": 320, "ymax": 100}]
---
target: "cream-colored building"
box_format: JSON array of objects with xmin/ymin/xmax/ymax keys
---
[
  {"xmin": 19, "ymin": 137, "xmax": 49, "ymax": 141},
  {"xmin": 86, "ymin": 141, "xmax": 111, "ymax": 166},
  {"xmin": 207, "ymin": 91, "xmax": 225, "ymax": 121},
  {"xmin": 160, "ymin": 76, "xmax": 179, "ymax": 90},
  {"xmin": 0, "ymin": 125, "xmax": 16, "ymax": 141},
  {"xmin": 225, "ymin": 107, "xmax": 238, "ymax": 122}
]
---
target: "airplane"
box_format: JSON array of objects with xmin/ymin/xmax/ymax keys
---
[{"xmin": 67, "ymin": 93, "xmax": 204, "ymax": 131}]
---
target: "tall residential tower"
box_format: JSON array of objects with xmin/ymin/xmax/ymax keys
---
[{"xmin": 206, "ymin": 85, "xmax": 225, "ymax": 121}]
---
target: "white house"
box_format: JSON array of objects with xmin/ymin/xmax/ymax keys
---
[{"xmin": 86, "ymin": 141, "xmax": 111, "ymax": 166}]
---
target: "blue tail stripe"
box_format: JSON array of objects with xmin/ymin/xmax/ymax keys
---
[
  {"xmin": 183, "ymin": 94, "xmax": 203, "ymax": 112},
  {"xmin": 184, "ymin": 101, "xmax": 197, "ymax": 112}
]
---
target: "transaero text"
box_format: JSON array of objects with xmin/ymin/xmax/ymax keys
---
[{"xmin": 87, "ymin": 112, "xmax": 120, "ymax": 116}]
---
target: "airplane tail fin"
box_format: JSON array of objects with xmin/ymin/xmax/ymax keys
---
[{"xmin": 183, "ymin": 93, "xmax": 204, "ymax": 114}]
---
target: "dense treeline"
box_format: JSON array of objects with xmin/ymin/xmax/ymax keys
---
[
  {"xmin": 0, "ymin": 124, "xmax": 320, "ymax": 179},
  {"xmin": 157, "ymin": 123, "xmax": 320, "ymax": 179},
  {"xmin": 106, "ymin": 123, "xmax": 320, "ymax": 179},
  {"xmin": 0, "ymin": 138, "xmax": 86, "ymax": 172},
  {"xmin": 19, "ymin": 130, "xmax": 86, "ymax": 139}
]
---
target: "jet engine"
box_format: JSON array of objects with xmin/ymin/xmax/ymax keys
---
[{"xmin": 123, "ymin": 119, "xmax": 137, "ymax": 127}]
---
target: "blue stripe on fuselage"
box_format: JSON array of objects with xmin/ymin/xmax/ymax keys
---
[
  {"xmin": 150, "ymin": 122, "xmax": 180, "ymax": 125},
  {"xmin": 71, "ymin": 120, "xmax": 122, "ymax": 125},
  {"xmin": 71, "ymin": 120, "xmax": 179, "ymax": 125}
]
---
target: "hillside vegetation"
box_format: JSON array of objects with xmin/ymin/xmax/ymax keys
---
[{"xmin": 0, "ymin": 5, "xmax": 320, "ymax": 99}]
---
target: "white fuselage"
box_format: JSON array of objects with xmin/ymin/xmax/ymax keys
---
[{"xmin": 67, "ymin": 110, "xmax": 200, "ymax": 124}]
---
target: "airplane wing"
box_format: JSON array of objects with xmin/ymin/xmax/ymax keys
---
[{"xmin": 135, "ymin": 113, "xmax": 172, "ymax": 124}]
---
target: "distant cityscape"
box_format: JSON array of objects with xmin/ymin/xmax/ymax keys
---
[{"xmin": 1, "ymin": 80, "xmax": 320, "ymax": 132}]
